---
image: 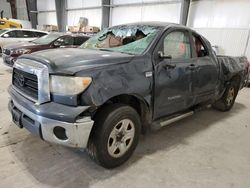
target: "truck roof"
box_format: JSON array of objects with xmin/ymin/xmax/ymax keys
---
[
  {"xmin": 112, "ymin": 21, "xmax": 193, "ymax": 32},
  {"xmin": 114, "ymin": 21, "xmax": 182, "ymax": 28}
]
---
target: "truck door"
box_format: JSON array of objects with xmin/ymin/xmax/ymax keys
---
[
  {"xmin": 191, "ymin": 34, "xmax": 219, "ymax": 104},
  {"xmin": 153, "ymin": 29, "xmax": 194, "ymax": 120}
]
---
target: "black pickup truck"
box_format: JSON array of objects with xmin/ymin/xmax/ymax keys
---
[{"xmin": 8, "ymin": 22, "xmax": 248, "ymax": 168}]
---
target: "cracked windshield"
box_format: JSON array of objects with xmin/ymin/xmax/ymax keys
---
[{"xmin": 81, "ymin": 25, "xmax": 160, "ymax": 55}]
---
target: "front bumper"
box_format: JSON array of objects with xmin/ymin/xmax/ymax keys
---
[{"xmin": 8, "ymin": 86, "xmax": 94, "ymax": 148}]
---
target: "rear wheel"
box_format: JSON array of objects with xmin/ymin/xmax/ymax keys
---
[
  {"xmin": 87, "ymin": 104, "xmax": 141, "ymax": 169},
  {"xmin": 212, "ymin": 81, "xmax": 238, "ymax": 111}
]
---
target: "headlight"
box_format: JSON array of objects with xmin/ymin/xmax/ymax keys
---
[
  {"xmin": 11, "ymin": 49, "xmax": 31, "ymax": 54},
  {"xmin": 50, "ymin": 76, "xmax": 92, "ymax": 95}
]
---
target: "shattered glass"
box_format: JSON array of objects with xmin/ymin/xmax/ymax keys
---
[{"xmin": 80, "ymin": 25, "xmax": 160, "ymax": 55}]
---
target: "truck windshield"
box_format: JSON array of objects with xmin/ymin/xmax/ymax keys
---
[
  {"xmin": 80, "ymin": 25, "xmax": 160, "ymax": 55},
  {"xmin": 31, "ymin": 33, "xmax": 61, "ymax": 45}
]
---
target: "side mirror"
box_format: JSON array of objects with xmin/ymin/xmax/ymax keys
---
[
  {"xmin": 158, "ymin": 51, "xmax": 172, "ymax": 59},
  {"xmin": 2, "ymin": 33, "xmax": 9, "ymax": 38}
]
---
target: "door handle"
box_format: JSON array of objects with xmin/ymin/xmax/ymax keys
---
[{"xmin": 163, "ymin": 63, "xmax": 176, "ymax": 69}]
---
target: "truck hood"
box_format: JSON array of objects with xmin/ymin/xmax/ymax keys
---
[{"xmin": 19, "ymin": 48, "xmax": 134, "ymax": 74}]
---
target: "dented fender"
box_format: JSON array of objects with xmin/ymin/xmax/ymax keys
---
[{"xmin": 78, "ymin": 56, "xmax": 154, "ymax": 108}]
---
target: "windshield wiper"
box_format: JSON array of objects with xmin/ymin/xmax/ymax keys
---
[
  {"xmin": 119, "ymin": 51, "xmax": 135, "ymax": 55},
  {"xmin": 99, "ymin": 48, "xmax": 134, "ymax": 55},
  {"xmin": 98, "ymin": 48, "xmax": 113, "ymax": 52}
]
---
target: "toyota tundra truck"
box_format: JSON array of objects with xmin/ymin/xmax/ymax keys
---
[{"xmin": 8, "ymin": 22, "xmax": 248, "ymax": 168}]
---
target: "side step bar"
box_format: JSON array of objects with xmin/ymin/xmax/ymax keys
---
[
  {"xmin": 160, "ymin": 111, "xmax": 194, "ymax": 127},
  {"xmin": 151, "ymin": 111, "xmax": 194, "ymax": 131}
]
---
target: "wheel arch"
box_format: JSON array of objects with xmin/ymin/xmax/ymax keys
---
[
  {"xmin": 94, "ymin": 94, "xmax": 152, "ymax": 134},
  {"xmin": 230, "ymin": 74, "xmax": 242, "ymax": 91}
]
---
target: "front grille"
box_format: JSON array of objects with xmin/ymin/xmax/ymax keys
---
[
  {"xmin": 3, "ymin": 49, "xmax": 10, "ymax": 55},
  {"xmin": 13, "ymin": 59, "xmax": 50, "ymax": 104},
  {"xmin": 13, "ymin": 68, "xmax": 38, "ymax": 100}
]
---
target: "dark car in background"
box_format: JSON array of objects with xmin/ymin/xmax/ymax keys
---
[{"xmin": 2, "ymin": 32, "xmax": 90, "ymax": 67}]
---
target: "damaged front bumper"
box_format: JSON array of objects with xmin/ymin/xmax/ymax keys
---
[{"xmin": 8, "ymin": 86, "xmax": 94, "ymax": 148}]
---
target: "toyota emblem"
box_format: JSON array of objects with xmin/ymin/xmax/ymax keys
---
[{"xmin": 17, "ymin": 74, "xmax": 25, "ymax": 87}]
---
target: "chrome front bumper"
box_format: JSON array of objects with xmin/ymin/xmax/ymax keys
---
[{"xmin": 9, "ymin": 98, "xmax": 94, "ymax": 148}]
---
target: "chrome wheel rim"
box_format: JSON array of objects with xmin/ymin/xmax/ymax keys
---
[
  {"xmin": 107, "ymin": 119, "xmax": 135, "ymax": 158},
  {"xmin": 226, "ymin": 87, "xmax": 235, "ymax": 106}
]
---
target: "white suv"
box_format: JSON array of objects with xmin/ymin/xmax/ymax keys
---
[{"xmin": 0, "ymin": 28, "xmax": 48, "ymax": 54}]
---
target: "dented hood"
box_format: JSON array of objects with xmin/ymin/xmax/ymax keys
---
[{"xmin": 19, "ymin": 48, "xmax": 134, "ymax": 74}]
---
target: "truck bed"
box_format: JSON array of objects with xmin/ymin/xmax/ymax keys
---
[{"xmin": 217, "ymin": 55, "xmax": 249, "ymax": 89}]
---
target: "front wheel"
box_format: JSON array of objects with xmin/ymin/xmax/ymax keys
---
[
  {"xmin": 87, "ymin": 104, "xmax": 141, "ymax": 169},
  {"xmin": 212, "ymin": 82, "xmax": 238, "ymax": 111}
]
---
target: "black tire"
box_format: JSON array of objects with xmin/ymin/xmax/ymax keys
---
[
  {"xmin": 212, "ymin": 81, "xmax": 239, "ymax": 111},
  {"xmin": 87, "ymin": 104, "xmax": 141, "ymax": 169}
]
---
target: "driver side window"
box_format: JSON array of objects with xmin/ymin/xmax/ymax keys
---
[{"xmin": 163, "ymin": 31, "xmax": 191, "ymax": 59}]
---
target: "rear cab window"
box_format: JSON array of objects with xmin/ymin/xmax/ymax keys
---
[{"xmin": 192, "ymin": 33, "xmax": 209, "ymax": 58}]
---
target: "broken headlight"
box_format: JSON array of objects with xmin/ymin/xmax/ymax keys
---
[{"xmin": 50, "ymin": 76, "xmax": 92, "ymax": 95}]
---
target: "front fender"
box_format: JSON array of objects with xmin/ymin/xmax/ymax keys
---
[{"xmin": 78, "ymin": 57, "xmax": 153, "ymax": 108}]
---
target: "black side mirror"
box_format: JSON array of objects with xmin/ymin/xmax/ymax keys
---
[{"xmin": 158, "ymin": 51, "xmax": 172, "ymax": 59}]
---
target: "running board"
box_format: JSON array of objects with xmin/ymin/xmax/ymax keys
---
[
  {"xmin": 160, "ymin": 111, "xmax": 194, "ymax": 127},
  {"xmin": 151, "ymin": 111, "xmax": 194, "ymax": 131}
]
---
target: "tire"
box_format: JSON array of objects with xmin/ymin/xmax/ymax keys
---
[
  {"xmin": 87, "ymin": 104, "xmax": 141, "ymax": 169},
  {"xmin": 212, "ymin": 81, "xmax": 239, "ymax": 111}
]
